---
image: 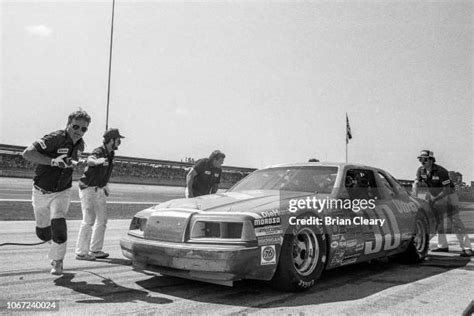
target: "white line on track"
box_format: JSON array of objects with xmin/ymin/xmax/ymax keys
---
[{"xmin": 0, "ymin": 199, "xmax": 158, "ymax": 204}]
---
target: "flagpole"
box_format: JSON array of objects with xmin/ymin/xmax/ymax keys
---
[
  {"xmin": 346, "ymin": 136, "xmax": 348, "ymax": 163},
  {"xmin": 345, "ymin": 113, "xmax": 348, "ymax": 162},
  {"xmin": 105, "ymin": 0, "xmax": 116, "ymax": 130}
]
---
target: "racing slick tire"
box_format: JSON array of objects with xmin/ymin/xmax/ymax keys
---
[
  {"xmin": 398, "ymin": 213, "xmax": 429, "ymax": 264},
  {"xmin": 271, "ymin": 215, "xmax": 327, "ymax": 292}
]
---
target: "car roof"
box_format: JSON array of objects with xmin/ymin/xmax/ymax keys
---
[{"xmin": 263, "ymin": 162, "xmax": 374, "ymax": 170}]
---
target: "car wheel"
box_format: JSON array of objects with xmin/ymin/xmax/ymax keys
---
[
  {"xmin": 398, "ymin": 213, "xmax": 429, "ymax": 263},
  {"xmin": 271, "ymin": 218, "xmax": 326, "ymax": 291}
]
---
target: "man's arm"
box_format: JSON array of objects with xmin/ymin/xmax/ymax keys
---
[
  {"xmin": 430, "ymin": 168, "xmax": 453, "ymax": 203},
  {"xmin": 412, "ymin": 180, "xmax": 419, "ymax": 197},
  {"xmin": 431, "ymin": 185, "xmax": 451, "ymax": 203},
  {"xmin": 412, "ymin": 167, "xmax": 422, "ymax": 197},
  {"xmin": 22, "ymin": 145, "xmax": 53, "ymax": 165},
  {"xmin": 23, "ymin": 145, "xmax": 75, "ymax": 168},
  {"xmin": 86, "ymin": 156, "xmax": 106, "ymax": 166},
  {"xmin": 210, "ymin": 183, "xmax": 219, "ymax": 194},
  {"xmin": 186, "ymin": 168, "xmax": 197, "ymax": 198}
]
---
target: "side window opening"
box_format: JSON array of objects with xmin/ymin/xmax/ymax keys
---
[
  {"xmin": 345, "ymin": 169, "xmax": 380, "ymax": 200},
  {"xmin": 376, "ymin": 171, "xmax": 397, "ymax": 199}
]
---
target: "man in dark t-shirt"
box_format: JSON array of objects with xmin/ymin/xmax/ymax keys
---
[
  {"xmin": 75, "ymin": 128, "xmax": 124, "ymax": 261},
  {"xmin": 22, "ymin": 110, "xmax": 91, "ymax": 274},
  {"xmin": 413, "ymin": 149, "xmax": 472, "ymax": 257},
  {"xmin": 186, "ymin": 150, "xmax": 225, "ymax": 198}
]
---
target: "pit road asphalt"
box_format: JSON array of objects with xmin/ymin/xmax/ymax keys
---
[{"xmin": 0, "ymin": 178, "xmax": 473, "ymax": 315}]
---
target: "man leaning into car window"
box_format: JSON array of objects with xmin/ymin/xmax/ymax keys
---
[
  {"xmin": 412, "ymin": 149, "xmax": 472, "ymax": 257},
  {"xmin": 186, "ymin": 150, "xmax": 225, "ymax": 198}
]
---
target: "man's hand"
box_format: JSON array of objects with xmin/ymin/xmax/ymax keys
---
[
  {"xmin": 95, "ymin": 157, "xmax": 106, "ymax": 165},
  {"xmin": 70, "ymin": 158, "xmax": 87, "ymax": 168},
  {"xmin": 51, "ymin": 154, "xmax": 72, "ymax": 168},
  {"xmin": 185, "ymin": 187, "xmax": 193, "ymax": 198}
]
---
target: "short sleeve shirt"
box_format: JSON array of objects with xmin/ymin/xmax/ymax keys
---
[
  {"xmin": 192, "ymin": 158, "xmax": 222, "ymax": 197},
  {"xmin": 32, "ymin": 129, "xmax": 85, "ymax": 192},
  {"xmin": 79, "ymin": 145, "xmax": 115, "ymax": 189},
  {"xmin": 416, "ymin": 163, "xmax": 455, "ymax": 196}
]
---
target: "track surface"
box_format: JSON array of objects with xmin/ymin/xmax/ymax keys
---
[{"xmin": 1, "ymin": 177, "xmax": 473, "ymax": 315}]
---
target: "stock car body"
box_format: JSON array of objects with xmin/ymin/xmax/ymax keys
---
[{"xmin": 120, "ymin": 163, "xmax": 436, "ymax": 291}]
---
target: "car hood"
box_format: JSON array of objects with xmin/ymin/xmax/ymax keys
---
[{"xmin": 153, "ymin": 190, "xmax": 318, "ymax": 214}]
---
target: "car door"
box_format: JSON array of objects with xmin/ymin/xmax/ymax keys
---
[
  {"xmin": 326, "ymin": 168, "xmax": 376, "ymax": 268},
  {"xmin": 363, "ymin": 170, "xmax": 414, "ymax": 257},
  {"xmin": 343, "ymin": 168, "xmax": 403, "ymax": 259},
  {"xmin": 376, "ymin": 171, "xmax": 419, "ymax": 245}
]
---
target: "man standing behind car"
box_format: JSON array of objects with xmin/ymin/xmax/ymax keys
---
[
  {"xmin": 186, "ymin": 150, "xmax": 225, "ymax": 198},
  {"xmin": 22, "ymin": 110, "xmax": 91, "ymax": 275},
  {"xmin": 75, "ymin": 128, "xmax": 125, "ymax": 260},
  {"xmin": 412, "ymin": 149, "xmax": 472, "ymax": 257}
]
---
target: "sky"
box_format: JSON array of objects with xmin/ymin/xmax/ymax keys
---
[{"xmin": 1, "ymin": 0, "xmax": 473, "ymax": 182}]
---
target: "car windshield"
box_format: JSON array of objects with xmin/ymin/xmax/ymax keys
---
[{"xmin": 229, "ymin": 166, "xmax": 338, "ymax": 194}]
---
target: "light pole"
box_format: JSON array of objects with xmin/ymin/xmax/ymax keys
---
[{"xmin": 105, "ymin": 0, "xmax": 116, "ymax": 130}]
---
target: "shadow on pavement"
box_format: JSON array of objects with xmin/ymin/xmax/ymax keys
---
[
  {"xmin": 134, "ymin": 255, "xmax": 472, "ymax": 308},
  {"xmin": 94, "ymin": 257, "xmax": 132, "ymax": 266},
  {"xmin": 54, "ymin": 273, "xmax": 172, "ymax": 305}
]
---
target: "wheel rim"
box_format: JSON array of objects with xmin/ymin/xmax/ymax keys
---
[
  {"xmin": 414, "ymin": 219, "xmax": 427, "ymax": 253},
  {"xmin": 291, "ymin": 227, "xmax": 319, "ymax": 276}
]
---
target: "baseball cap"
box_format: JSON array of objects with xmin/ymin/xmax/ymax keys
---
[
  {"xmin": 103, "ymin": 128, "xmax": 125, "ymax": 142},
  {"xmin": 417, "ymin": 149, "xmax": 434, "ymax": 159}
]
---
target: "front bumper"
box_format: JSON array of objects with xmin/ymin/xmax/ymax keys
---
[{"xmin": 120, "ymin": 234, "xmax": 275, "ymax": 286}]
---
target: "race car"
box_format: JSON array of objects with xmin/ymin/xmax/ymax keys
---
[{"xmin": 120, "ymin": 162, "xmax": 436, "ymax": 291}]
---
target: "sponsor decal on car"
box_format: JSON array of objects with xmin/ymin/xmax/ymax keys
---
[
  {"xmin": 257, "ymin": 235, "xmax": 283, "ymax": 246},
  {"xmin": 258, "ymin": 209, "xmax": 280, "ymax": 218},
  {"xmin": 254, "ymin": 217, "xmax": 280, "ymax": 227},
  {"xmin": 346, "ymin": 239, "xmax": 359, "ymax": 248},
  {"xmin": 340, "ymin": 256, "xmax": 359, "ymax": 266},
  {"xmin": 255, "ymin": 226, "xmax": 283, "ymax": 237},
  {"xmin": 261, "ymin": 245, "xmax": 276, "ymax": 265},
  {"xmin": 393, "ymin": 200, "xmax": 417, "ymax": 214},
  {"xmin": 355, "ymin": 243, "xmax": 365, "ymax": 252},
  {"xmin": 330, "ymin": 250, "xmax": 345, "ymax": 265}
]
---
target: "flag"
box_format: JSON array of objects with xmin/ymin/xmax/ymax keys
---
[{"xmin": 346, "ymin": 113, "xmax": 352, "ymax": 144}]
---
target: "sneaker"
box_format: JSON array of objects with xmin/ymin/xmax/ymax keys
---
[
  {"xmin": 76, "ymin": 253, "xmax": 96, "ymax": 261},
  {"xmin": 89, "ymin": 251, "xmax": 109, "ymax": 259},
  {"xmin": 430, "ymin": 247, "xmax": 449, "ymax": 252},
  {"xmin": 50, "ymin": 260, "xmax": 63, "ymax": 275},
  {"xmin": 460, "ymin": 249, "xmax": 472, "ymax": 257}
]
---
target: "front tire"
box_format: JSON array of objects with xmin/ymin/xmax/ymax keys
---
[
  {"xmin": 271, "ymin": 220, "xmax": 326, "ymax": 291},
  {"xmin": 398, "ymin": 213, "xmax": 429, "ymax": 263}
]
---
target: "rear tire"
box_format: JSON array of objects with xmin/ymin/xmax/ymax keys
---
[
  {"xmin": 271, "ymin": 218, "xmax": 326, "ymax": 291},
  {"xmin": 398, "ymin": 213, "xmax": 429, "ymax": 263}
]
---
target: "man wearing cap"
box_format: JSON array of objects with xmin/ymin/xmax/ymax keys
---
[
  {"xmin": 186, "ymin": 150, "xmax": 225, "ymax": 198},
  {"xmin": 22, "ymin": 110, "xmax": 91, "ymax": 274},
  {"xmin": 75, "ymin": 128, "xmax": 125, "ymax": 260},
  {"xmin": 413, "ymin": 150, "xmax": 472, "ymax": 257}
]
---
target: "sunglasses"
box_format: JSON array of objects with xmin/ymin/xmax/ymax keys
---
[
  {"xmin": 418, "ymin": 158, "xmax": 428, "ymax": 162},
  {"xmin": 72, "ymin": 125, "xmax": 88, "ymax": 132}
]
